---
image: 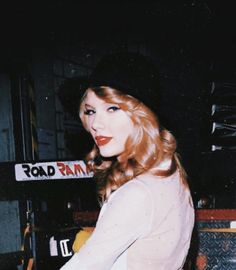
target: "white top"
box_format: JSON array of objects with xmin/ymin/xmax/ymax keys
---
[{"xmin": 60, "ymin": 165, "xmax": 194, "ymax": 270}]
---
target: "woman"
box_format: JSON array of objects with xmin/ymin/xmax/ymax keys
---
[{"xmin": 60, "ymin": 52, "xmax": 194, "ymax": 270}]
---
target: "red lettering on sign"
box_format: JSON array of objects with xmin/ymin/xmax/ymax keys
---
[
  {"xmin": 57, "ymin": 162, "xmax": 92, "ymax": 177},
  {"xmin": 74, "ymin": 164, "xmax": 85, "ymax": 175},
  {"xmin": 57, "ymin": 162, "xmax": 66, "ymax": 175},
  {"xmin": 65, "ymin": 165, "xmax": 74, "ymax": 175}
]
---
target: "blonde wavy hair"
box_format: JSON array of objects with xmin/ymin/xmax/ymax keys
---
[{"xmin": 79, "ymin": 86, "xmax": 188, "ymax": 202}]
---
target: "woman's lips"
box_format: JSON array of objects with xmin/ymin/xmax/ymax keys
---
[{"xmin": 95, "ymin": 136, "xmax": 112, "ymax": 146}]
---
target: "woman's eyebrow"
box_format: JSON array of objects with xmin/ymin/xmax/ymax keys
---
[
  {"xmin": 104, "ymin": 102, "xmax": 120, "ymax": 107},
  {"xmin": 84, "ymin": 103, "xmax": 95, "ymax": 109}
]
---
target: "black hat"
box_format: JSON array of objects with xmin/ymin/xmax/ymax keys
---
[
  {"xmin": 58, "ymin": 52, "xmax": 160, "ymax": 118},
  {"xmin": 89, "ymin": 52, "xmax": 160, "ymax": 113}
]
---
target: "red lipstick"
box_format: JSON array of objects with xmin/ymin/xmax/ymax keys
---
[{"xmin": 95, "ymin": 136, "xmax": 112, "ymax": 146}]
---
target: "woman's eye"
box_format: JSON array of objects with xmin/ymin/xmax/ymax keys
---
[
  {"xmin": 107, "ymin": 106, "xmax": 120, "ymax": 112},
  {"xmin": 84, "ymin": 109, "xmax": 95, "ymax": 115}
]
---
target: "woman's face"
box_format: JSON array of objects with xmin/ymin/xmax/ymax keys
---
[{"xmin": 82, "ymin": 90, "xmax": 134, "ymax": 158}]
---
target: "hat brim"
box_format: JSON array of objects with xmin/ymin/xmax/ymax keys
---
[{"xmin": 57, "ymin": 76, "xmax": 89, "ymax": 119}]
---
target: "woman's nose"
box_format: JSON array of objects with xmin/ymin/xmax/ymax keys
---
[{"xmin": 91, "ymin": 113, "xmax": 105, "ymax": 131}]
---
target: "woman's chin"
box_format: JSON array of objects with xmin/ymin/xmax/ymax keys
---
[
  {"xmin": 99, "ymin": 149, "xmax": 119, "ymax": 158},
  {"xmin": 100, "ymin": 152, "xmax": 116, "ymax": 158}
]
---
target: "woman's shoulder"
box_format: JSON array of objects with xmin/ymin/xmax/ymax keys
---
[
  {"xmin": 118, "ymin": 177, "xmax": 151, "ymax": 194},
  {"xmin": 109, "ymin": 177, "xmax": 153, "ymax": 204},
  {"xmin": 135, "ymin": 170, "xmax": 184, "ymax": 201},
  {"xmin": 108, "ymin": 161, "xmax": 182, "ymax": 205},
  {"xmin": 136, "ymin": 168, "xmax": 180, "ymax": 185}
]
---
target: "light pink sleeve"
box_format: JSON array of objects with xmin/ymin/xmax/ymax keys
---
[{"xmin": 60, "ymin": 180, "xmax": 153, "ymax": 270}]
